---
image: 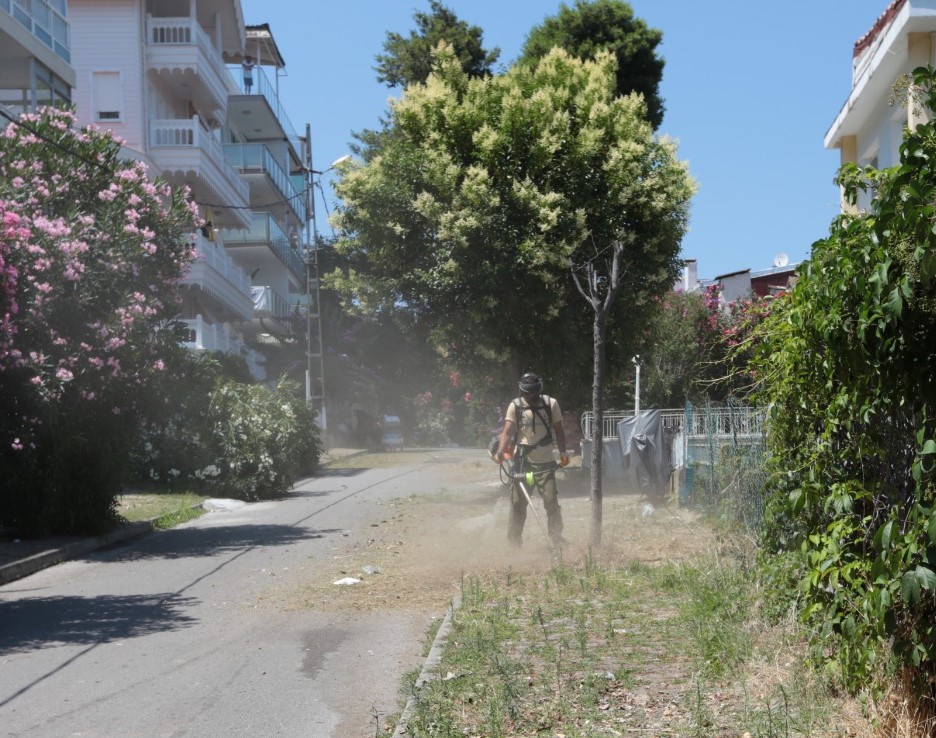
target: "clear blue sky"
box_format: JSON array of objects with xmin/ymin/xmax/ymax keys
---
[{"xmin": 240, "ymin": 0, "xmax": 890, "ymax": 280}]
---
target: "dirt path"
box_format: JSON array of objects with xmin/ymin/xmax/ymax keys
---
[{"xmin": 277, "ymin": 454, "xmax": 714, "ymax": 615}]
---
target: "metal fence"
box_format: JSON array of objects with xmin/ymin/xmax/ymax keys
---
[
  {"xmin": 581, "ymin": 401, "xmax": 768, "ymax": 532},
  {"xmin": 682, "ymin": 400, "xmax": 767, "ymax": 532}
]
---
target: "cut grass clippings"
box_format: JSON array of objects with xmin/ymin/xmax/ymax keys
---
[{"xmin": 401, "ymin": 550, "xmax": 861, "ymax": 738}]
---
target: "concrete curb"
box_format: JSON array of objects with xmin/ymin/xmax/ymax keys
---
[
  {"xmin": 392, "ymin": 592, "xmax": 463, "ymax": 737},
  {"xmin": 0, "ymin": 521, "xmax": 154, "ymax": 587},
  {"xmin": 390, "ymin": 491, "xmax": 506, "ymax": 734}
]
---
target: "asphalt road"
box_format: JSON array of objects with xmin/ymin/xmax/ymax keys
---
[{"xmin": 0, "ymin": 454, "xmax": 475, "ymax": 737}]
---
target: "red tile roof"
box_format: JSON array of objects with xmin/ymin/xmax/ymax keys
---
[{"xmin": 854, "ymin": 0, "xmax": 907, "ymax": 58}]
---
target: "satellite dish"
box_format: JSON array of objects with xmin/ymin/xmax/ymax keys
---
[{"xmin": 773, "ymin": 253, "xmax": 789, "ymax": 268}]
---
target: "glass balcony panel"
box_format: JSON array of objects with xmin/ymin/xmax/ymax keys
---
[
  {"xmin": 219, "ymin": 214, "xmax": 306, "ymax": 280},
  {"xmin": 9, "ymin": 0, "xmax": 70, "ymax": 63},
  {"xmin": 227, "ymin": 64, "xmax": 301, "ymax": 155},
  {"xmin": 224, "ymin": 143, "xmax": 306, "ymax": 223}
]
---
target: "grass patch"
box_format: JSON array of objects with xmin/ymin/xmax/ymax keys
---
[
  {"xmin": 401, "ymin": 550, "xmax": 858, "ymax": 737},
  {"xmin": 323, "ymin": 451, "xmax": 416, "ymax": 470},
  {"xmin": 118, "ymin": 490, "xmax": 208, "ymax": 528}
]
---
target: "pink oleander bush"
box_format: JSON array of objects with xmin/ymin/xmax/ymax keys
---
[{"xmin": 0, "ymin": 107, "xmax": 198, "ymax": 535}]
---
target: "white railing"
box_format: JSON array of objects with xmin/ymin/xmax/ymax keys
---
[
  {"xmin": 179, "ymin": 315, "xmax": 265, "ymax": 381},
  {"xmin": 150, "ymin": 116, "xmax": 250, "ymax": 204},
  {"xmin": 183, "ymin": 233, "xmax": 253, "ymax": 321},
  {"xmin": 181, "ymin": 314, "xmax": 234, "ymax": 352},
  {"xmin": 191, "ymin": 234, "xmax": 253, "ymax": 297},
  {"xmin": 581, "ymin": 407, "xmax": 764, "ymax": 440},
  {"xmin": 146, "ymin": 16, "xmax": 226, "ymax": 84}
]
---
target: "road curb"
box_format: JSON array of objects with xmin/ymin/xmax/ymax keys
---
[
  {"xmin": 392, "ymin": 592, "xmax": 463, "ymax": 737},
  {"xmin": 0, "ymin": 521, "xmax": 154, "ymax": 587}
]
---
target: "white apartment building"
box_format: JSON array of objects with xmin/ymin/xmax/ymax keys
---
[
  {"xmin": 68, "ymin": 1, "xmax": 311, "ymax": 384},
  {"xmin": 826, "ymin": 0, "xmax": 936, "ymax": 211},
  {"xmin": 0, "ymin": 0, "xmax": 74, "ymax": 114}
]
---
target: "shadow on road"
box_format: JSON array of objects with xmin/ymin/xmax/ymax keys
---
[
  {"xmin": 94, "ymin": 523, "xmax": 340, "ymax": 562},
  {"xmin": 0, "ymin": 592, "xmax": 198, "ymax": 654}
]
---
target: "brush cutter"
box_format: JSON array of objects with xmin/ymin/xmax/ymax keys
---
[{"xmin": 497, "ymin": 451, "xmax": 558, "ymax": 552}]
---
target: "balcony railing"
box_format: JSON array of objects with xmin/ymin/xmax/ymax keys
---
[
  {"xmin": 220, "ymin": 213, "xmax": 306, "ymax": 279},
  {"xmin": 227, "ymin": 63, "xmax": 301, "ymax": 154},
  {"xmin": 183, "ymin": 233, "xmax": 254, "ymax": 320},
  {"xmin": 180, "ymin": 315, "xmax": 265, "ymax": 380},
  {"xmin": 6, "ymin": 0, "xmax": 71, "ymax": 63},
  {"xmin": 150, "ymin": 117, "xmax": 250, "ymax": 205},
  {"xmin": 251, "ymin": 285, "xmax": 293, "ymax": 321},
  {"xmin": 580, "ymin": 407, "xmax": 765, "ymax": 440},
  {"xmin": 224, "ymin": 143, "xmax": 307, "ymax": 223},
  {"xmin": 146, "ymin": 16, "xmax": 226, "ymax": 85}
]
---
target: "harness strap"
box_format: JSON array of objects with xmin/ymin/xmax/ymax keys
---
[{"xmin": 514, "ymin": 395, "xmax": 554, "ymax": 446}]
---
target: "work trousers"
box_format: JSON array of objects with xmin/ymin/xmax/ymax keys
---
[{"xmin": 507, "ymin": 463, "xmax": 563, "ymax": 545}]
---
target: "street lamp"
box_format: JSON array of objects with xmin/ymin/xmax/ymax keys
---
[{"xmin": 632, "ymin": 355, "xmax": 640, "ymax": 417}]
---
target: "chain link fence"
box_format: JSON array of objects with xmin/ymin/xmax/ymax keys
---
[{"xmin": 682, "ymin": 399, "xmax": 767, "ymax": 533}]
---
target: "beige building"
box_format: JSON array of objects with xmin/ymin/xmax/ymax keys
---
[{"xmin": 825, "ymin": 0, "xmax": 936, "ymax": 211}]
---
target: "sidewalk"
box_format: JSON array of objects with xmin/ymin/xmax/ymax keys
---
[{"xmin": 0, "ymin": 447, "xmax": 370, "ymax": 587}]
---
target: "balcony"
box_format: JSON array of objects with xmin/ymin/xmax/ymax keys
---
[
  {"xmin": 3, "ymin": 0, "xmax": 71, "ymax": 65},
  {"xmin": 150, "ymin": 117, "xmax": 250, "ymax": 229},
  {"xmin": 220, "ymin": 213, "xmax": 306, "ymax": 283},
  {"xmin": 226, "ymin": 64, "xmax": 302, "ymax": 162},
  {"xmin": 180, "ymin": 314, "xmax": 265, "ymax": 380},
  {"xmin": 184, "ymin": 232, "xmax": 254, "ymax": 321},
  {"xmin": 145, "ymin": 15, "xmax": 228, "ymax": 116},
  {"xmin": 251, "ymin": 285, "xmax": 295, "ymax": 322},
  {"xmin": 224, "ymin": 142, "xmax": 307, "ymax": 223}
]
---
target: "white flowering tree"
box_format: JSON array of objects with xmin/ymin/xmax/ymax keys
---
[{"xmin": 0, "ymin": 107, "xmax": 198, "ymax": 535}]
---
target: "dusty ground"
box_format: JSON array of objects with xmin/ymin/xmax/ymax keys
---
[
  {"xmin": 254, "ymin": 451, "xmax": 872, "ymax": 736},
  {"xmin": 275, "ymin": 452, "xmax": 714, "ymax": 612}
]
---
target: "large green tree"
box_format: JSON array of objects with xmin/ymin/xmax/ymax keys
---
[
  {"xmin": 374, "ymin": 0, "xmax": 500, "ymax": 89},
  {"xmin": 519, "ymin": 0, "xmax": 666, "ymax": 129},
  {"xmin": 330, "ymin": 47, "xmax": 692, "ymax": 536}
]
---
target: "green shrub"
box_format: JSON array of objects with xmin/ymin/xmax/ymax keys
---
[
  {"xmin": 208, "ymin": 377, "xmax": 321, "ymax": 500},
  {"xmin": 752, "ymin": 67, "xmax": 936, "ymax": 694}
]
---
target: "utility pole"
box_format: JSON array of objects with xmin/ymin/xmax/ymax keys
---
[{"xmin": 303, "ymin": 123, "xmax": 327, "ymax": 439}]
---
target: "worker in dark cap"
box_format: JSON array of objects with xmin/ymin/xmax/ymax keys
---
[{"xmin": 494, "ymin": 372, "xmax": 570, "ymax": 547}]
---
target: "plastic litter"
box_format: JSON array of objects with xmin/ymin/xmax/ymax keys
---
[{"xmin": 333, "ymin": 577, "xmax": 361, "ymax": 586}]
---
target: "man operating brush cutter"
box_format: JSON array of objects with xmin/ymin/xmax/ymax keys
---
[{"xmin": 494, "ymin": 372, "xmax": 570, "ymax": 548}]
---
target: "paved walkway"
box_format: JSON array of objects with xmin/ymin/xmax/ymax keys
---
[{"xmin": 0, "ymin": 447, "xmax": 369, "ymax": 586}]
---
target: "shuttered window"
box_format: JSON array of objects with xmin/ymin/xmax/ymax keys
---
[{"xmin": 92, "ymin": 71, "xmax": 121, "ymax": 121}]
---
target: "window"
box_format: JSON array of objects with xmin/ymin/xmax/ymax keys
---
[{"xmin": 92, "ymin": 71, "xmax": 122, "ymax": 121}]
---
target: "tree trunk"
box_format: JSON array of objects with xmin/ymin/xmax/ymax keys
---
[{"xmin": 590, "ymin": 309, "xmax": 607, "ymax": 548}]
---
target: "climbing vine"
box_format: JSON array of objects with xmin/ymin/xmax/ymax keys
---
[{"xmin": 755, "ymin": 67, "xmax": 936, "ymax": 692}]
